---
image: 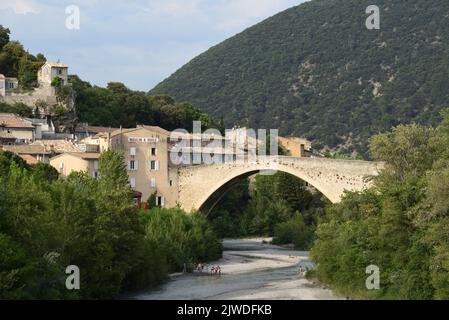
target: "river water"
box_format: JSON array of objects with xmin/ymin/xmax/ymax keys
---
[{"xmin": 130, "ymin": 239, "xmax": 339, "ymax": 300}]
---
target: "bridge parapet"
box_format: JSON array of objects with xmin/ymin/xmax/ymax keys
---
[{"xmin": 174, "ymin": 156, "xmax": 384, "ymax": 213}]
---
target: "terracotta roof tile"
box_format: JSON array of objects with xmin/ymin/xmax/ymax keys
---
[
  {"xmin": 2, "ymin": 144, "xmax": 51, "ymax": 155},
  {"xmin": 0, "ymin": 113, "xmax": 35, "ymax": 129},
  {"xmin": 20, "ymin": 154, "xmax": 39, "ymax": 165},
  {"xmin": 30, "ymin": 140, "xmax": 82, "ymax": 153}
]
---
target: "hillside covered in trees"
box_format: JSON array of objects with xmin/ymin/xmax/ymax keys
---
[{"xmin": 151, "ymin": 0, "xmax": 449, "ymax": 154}]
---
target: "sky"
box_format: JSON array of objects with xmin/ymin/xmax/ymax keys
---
[{"xmin": 0, "ymin": 0, "xmax": 306, "ymax": 91}]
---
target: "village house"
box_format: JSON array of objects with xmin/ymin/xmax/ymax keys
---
[
  {"xmin": 0, "ymin": 74, "xmax": 19, "ymax": 97},
  {"xmin": 50, "ymin": 152, "xmax": 100, "ymax": 178},
  {"xmin": 74, "ymin": 124, "xmax": 119, "ymax": 141},
  {"xmin": 1, "ymin": 144, "xmax": 52, "ymax": 164},
  {"xmin": 0, "ymin": 113, "xmax": 36, "ymax": 144},
  {"xmin": 278, "ymin": 136, "xmax": 319, "ymax": 158},
  {"xmin": 37, "ymin": 61, "xmax": 69, "ymax": 86},
  {"xmin": 50, "ymin": 125, "xmax": 250, "ymax": 208}
]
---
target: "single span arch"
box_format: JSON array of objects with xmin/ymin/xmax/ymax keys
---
[{"xmin": 175, "ymin": 156, "xmax": 383, "ymax": 214}]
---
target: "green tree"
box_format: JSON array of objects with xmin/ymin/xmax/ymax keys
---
[{"xmin": 0, "ymin": 25, "xmax": 10, "ymax": 50}]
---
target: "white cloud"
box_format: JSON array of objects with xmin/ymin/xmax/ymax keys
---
[{"xmin": 0, "ymin": 0, "xmax": 42, "ymax": 14}]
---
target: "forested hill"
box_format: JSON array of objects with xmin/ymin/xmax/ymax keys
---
[{"xmin": 150, "ymin": 0, "xmax": 449, "ymax": 154}]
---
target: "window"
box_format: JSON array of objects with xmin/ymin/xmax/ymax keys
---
[
  {"xmin": 93, "ymin": 171, "xmax": 98, "ymax": 179},
  {"xmin": 8, "ymin": 82, "xmax": 14, "ymax": 89},
  {"xmin": 128, "ymin": 160, "xmax": 138, "ymax": 171},
  {"xmin": 151, "ymin": 147, "xmax": 157, "ymax": 156},
  {"xmin": 156, "ymin": 196, "xmax": 165, "ymax": 207},
  {"xmin": 130, "ymin": 147, "xmax": 136, "ymax": 156},
  {"xmin": 130, "ymin": 178, "xmax": 136, "ymax": 188},
  {"xmin": 169, "ymin": 180, "xmax": 173, "ymax": 187},
  {"xmin": 150, "ymin": 160, "xmax": 159, "ymax": 171},
  {"xmin": 150, "ymin": 178, "xmax": 156, "ymax": 188},
  {"xmin": 57, "ymin": 68, "xmax": 62, "ymax": 75},
  {"xmin": 93, "ymin": 160, "xmax": 99, "ymax": 170}
]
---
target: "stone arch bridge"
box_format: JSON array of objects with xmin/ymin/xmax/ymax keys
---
[{"xmin": 174, "ymin": 156, "xmax": 383, "ymax": 214}]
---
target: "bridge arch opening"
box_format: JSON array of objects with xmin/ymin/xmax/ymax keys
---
[{"xmin": 198, "ymin": 169, "xmax": 329, "ymax": 215}]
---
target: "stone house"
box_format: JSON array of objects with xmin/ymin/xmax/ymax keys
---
[
  {"xmin": 0, "ymin": 74, "xmax": 19, "ymax": 97},
  {"xmin": 38, "ymin": 61, "xmax": 69, "ymax": 86},
  {"xmin": 0, "ymin": 113, "xmax": 36, "ymax": 143}
]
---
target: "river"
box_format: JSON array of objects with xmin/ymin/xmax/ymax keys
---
[{"xmin": 130, "ymin": 238, "xmax": 340, "ymax": 300}]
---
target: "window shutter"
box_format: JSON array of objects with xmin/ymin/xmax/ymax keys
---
[
  {"xmin": 135, "ymin": 160, "xmax": 139, "ymax": 170},
  {"xmin": 161, "ymin": 196, "xmax": 165, "ymax": 207},
  {"xmin": 155, "ymin": 160, "xmax": 160, "ymax": 171},
  {"xmin": 127, "ymin": 161, "xmax": 131, "ymax": 170}
]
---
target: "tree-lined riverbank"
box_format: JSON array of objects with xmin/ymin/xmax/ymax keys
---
[{"xmin": 131, "ymin": 239, "xmax": 339, "ymax": 300}]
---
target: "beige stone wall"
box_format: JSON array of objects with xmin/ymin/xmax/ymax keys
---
[
  {"xmin": 5, "ymin": 128, "xmax": 35, "ymax": 142},
  {"xmin": 50, "ymin": 154, "xmax": 90, "ymax": 177},
  {"xmin": 278, "ymin": 136, "xmax": 312, "ymax": 157},
  {"xmin": 38, "ymin": 64, "xmax": 68, "ymax": 85},
  {"xmin": 0, "ymin": 85, "xmax": 57, "ymax": 109},
  {"xmin": 110, "ymin": 128, "xmax": 177, "ymax": 206},
  {"xmin": 175, "ymin": 156, "xmax": 383, "ymax": 213}
]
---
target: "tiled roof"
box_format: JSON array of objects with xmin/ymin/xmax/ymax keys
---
[
  {"xmin": 45, "ymin": 62, "xmax": 68, "ymax": 68},
  {"xmin": 110, "ymin": 126, "xmax": 171, "ymax": 138},
  {"xmin": 67, "ymin": 152, "xmax": 101, "ymax": 160},
  {"xmin": 51, "ymin": 152, "xmax": 100, "ymax": 161},
  {"xmin": 30, "ymin": 140, "xmax": 82, "ymax": 153},
  {"xmin": 0, "ymin": 113, "xmax": 35, "ymax": 129},
  {"xmin": 20, "ymin": 154, "xmax": 39, "ymax": 165},
  {"xmin": 2, "ymin": 144, "xmax": 51, "ymax": 155},
  {"xmin": 75, "ymin": 125, "xmax": 119, "ymax": 134}
]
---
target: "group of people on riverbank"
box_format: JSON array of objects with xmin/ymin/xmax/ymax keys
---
[
  {"xmin": 299, "ymin": 265, "xmax": 308, "ymax": 277},
  {"xmin": 194, "ymin": 263, "xmax": 222, "ymax": 276}
]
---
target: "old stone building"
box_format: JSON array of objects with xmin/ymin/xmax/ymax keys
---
[
  {"xmin": 0, "ymin": 113, "xmax": 36, "ymax": 143},
  {"xmin": 0, "ymin": 74, "xmax": 19, "ymax": 97},
  {"xmin": 37, "ymin": 61, "xmax": 69, "ymax": 86}
]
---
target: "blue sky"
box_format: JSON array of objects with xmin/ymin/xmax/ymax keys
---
[{"xmin": 0, "ymin": 0, "xmax": 306, "ymax": 91}]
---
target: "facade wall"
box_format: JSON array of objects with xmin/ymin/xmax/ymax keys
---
[
  {"xmin": 278, "ymin": 137, "xmax": 312, "ymax": 157},
  {"xmin": 0, "ymin": 78, "xmax": 18, "ymax": 97},
  {"xmin": 50, "ymin": 154, "xmax": 98, "ymax": 178},
  {"xmin": 38, "ymin": 64, "xmax": 68, "ymax": 85},
  {"xmin": 2, "ymin": 128, "xmax": 35, "ymax": 143},
  {"xmin": 109, "ymin": 128, "xmax": 177, "ymax": 207}
]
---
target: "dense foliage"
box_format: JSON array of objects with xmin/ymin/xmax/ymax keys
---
[
  {"xmin": 0, "ymin": 24, "xmax": 219, "ymax": 133},
  {"xmin": 0, "ymin": 25, "xmax": 46, "ymax": 88},
  {"xmin": 70, "ymin": 76, "xmax": 220, "ymax": 132},
  {"xmin": 209, "ymin": 172, "xmax": 322, "ymax": 249},
  {"xmin": 0, "ymin": 150, "xmax": 221, "ymax": 299},
  {"xmin": 310, "ymin": 109, "xmax": 449, "ymax": 299},
  {"xmin": 151, "ymin": 0, "xmax": 449, "ymax": 155}
]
